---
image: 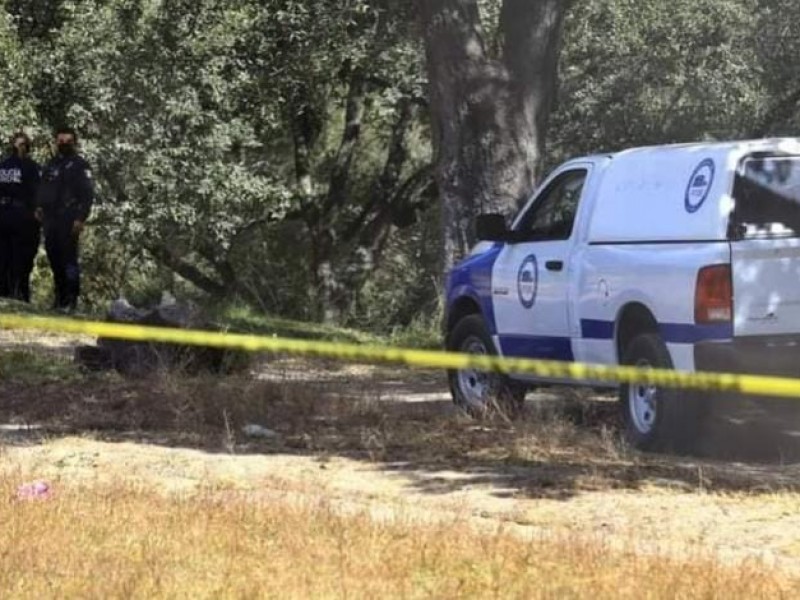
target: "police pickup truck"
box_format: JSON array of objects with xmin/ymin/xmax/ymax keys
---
[{"xmin": 444, "ymin": 138, "xmax": 800, "ymax": 451}]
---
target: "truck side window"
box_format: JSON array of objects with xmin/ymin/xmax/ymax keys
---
[
  {"xmin": 516, "ymin": 169, "xmax": 587, "ymax": 241},
  {"xmin": 731, "ymin": 155, "xmax": 800, "ymax": 240}
]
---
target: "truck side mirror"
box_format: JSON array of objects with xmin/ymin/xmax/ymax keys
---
[{"xmin": 475, "ymin": 213, "xmax": 508, "ymax": 241}]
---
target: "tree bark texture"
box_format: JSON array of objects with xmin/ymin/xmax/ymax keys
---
[
  {"xmin": 314, "ymin": 70, "xmax": 368, "ymax": 323},
  {"xmin": 417, "ymin": 0, "xmax": 569, "ymax": 271}
]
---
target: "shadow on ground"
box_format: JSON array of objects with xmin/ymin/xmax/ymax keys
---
[
  {"xmin": 700, "ymin": 395, "xmax": 800, "ymax": 463},
  {"xmin": 3, "ymin": 348, "xmax": 800, "ymax": 502}
]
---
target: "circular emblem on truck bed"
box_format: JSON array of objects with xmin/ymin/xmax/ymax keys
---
[
  {"xmin": 517, "ymin": 255, "xmax": 539, "ymax": 309},
  {"xmin": 685, "ymin": 158, "xmax": 715, "ymax": 213}
]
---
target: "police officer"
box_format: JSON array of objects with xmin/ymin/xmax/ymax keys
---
[
  {"xmin": 36, "ymin": 127, "xmax": 94, "ymax": 312},
  {"xmin": 0, "ymin": 132, "xmax": 41, "ymax": 302}
]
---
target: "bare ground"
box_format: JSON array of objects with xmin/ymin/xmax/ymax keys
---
[{"xmin": 3, "ymin": 330, "xmax": 800, "ymax": 574}]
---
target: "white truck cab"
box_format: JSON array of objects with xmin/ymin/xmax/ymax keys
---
[{"xmin": 444, "ymin": 138, "xmax": 800, "ymax": 451}]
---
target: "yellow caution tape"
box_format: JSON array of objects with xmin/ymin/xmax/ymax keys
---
[{"xmin": 0, "ymin": 313, "xmax": 798, "ymax": 399}]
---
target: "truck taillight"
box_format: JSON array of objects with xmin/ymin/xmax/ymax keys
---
[{"xmin": 695, "ymin": 264, "xmax": 733, "ymax": 324}]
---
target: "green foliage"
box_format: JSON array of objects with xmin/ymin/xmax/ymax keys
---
[
  {"xmin": 387, "ymin": 305, "xmax": 444, "ymax": 350},
  {"xmin": 2, "ymin": 0, "xmax": 800, "ymax": 341},
  {"xmin": 550, "ymin": 0, "xmax": 763, "ymax": 164},
  {"xmin": 345, "ymin": 203, "xmax": 441, "ymax": 335},
  {"xmin": 23, "ymin": 0, "xmax": 431, "ymax": 321}
]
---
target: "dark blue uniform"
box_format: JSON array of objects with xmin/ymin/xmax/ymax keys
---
[
  {"xmin": 0, "ymin": 155, "xmax": 41, "ymax": 302},
  {"xmin": 37, "ymin": 153, "xmax": 94, "ymax": 310}
]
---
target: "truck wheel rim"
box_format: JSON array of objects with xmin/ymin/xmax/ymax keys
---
[
  {"xmin": 457, "ymin": 336, "xmax": 491, "ymax": 409},
  {"xmin": 629, "ymin": 358, "xmax": 657, "ymax": 434}
]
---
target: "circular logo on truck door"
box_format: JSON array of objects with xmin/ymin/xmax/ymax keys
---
[
  {"xmin": 685, "ymin": 158, "xmax": 715, "ymax": 213},
  {"xmin": 517, "ymin": 255, "xmax": 539, "ymax": 309}
]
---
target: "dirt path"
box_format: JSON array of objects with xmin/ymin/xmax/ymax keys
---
[{"xmin": 3, "ymin": 330, "xmax": 800, "ymax": 573}]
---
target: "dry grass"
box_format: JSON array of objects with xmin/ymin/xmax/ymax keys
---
[
  {"xmin": 0, "ymin": 477, "xmax": 796, "ymax": 599},
  {"xmin": 7, "ymin": 349, "xmax": 800, "ymax": 592},
  {"xmin": 0, "ymin": 372, "xmax": 624, "ymax": 474},
  {"xmin": 2, "ymin": 362, "xmax": 796, "ymax": 496}
]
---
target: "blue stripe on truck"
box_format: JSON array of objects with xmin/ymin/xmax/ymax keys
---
[
  {"xmin": 581, "ymin": 319, "xmax": 733, "ymax": 343},
  {"xmin": 580, "ymin": 319, "xmax": 615, "ymax": 340},
  {"xmin": 659, "ymin": 323, "xmax": 733, "ymax": 343},
  {"xmin": 446, "ymin": 244, "xmax": 503, "ymax": 335},
  {"xmin": 496, "ymin": 321, "xmax": 732, "ymax": 363},
  {"xmin": 499, "ymin": 335, "xmax": 575, "ymax": 361}
]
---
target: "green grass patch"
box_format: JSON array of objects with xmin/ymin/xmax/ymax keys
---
[
  {"xmin": 0, "ymin": 298, "xmax": 53, "ymax": 317},
  {"xmin": 216, "ymin": 304, "xmax": 385, "ymax": 345},
  {"xmin": 0, "ymin": 350, "xmax": 82, "ymax": 384},
  {"xmin": 0, "ymin": 296, "xmax": 443, "ymax": 352},
  {"xmin": 0, "ymin": 298, "xmax": 106, "ymax": 321},
  {"xmin": 215, "ymin": 304, "xmax": 443, "ymax": 350},
  {"xmin": 387, "ymin": 312, "xmax": 444, "ymax": 350}
]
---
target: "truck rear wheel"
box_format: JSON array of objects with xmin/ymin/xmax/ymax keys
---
[
  {"xmin": 446, "ymin": 315, "xmax": 526, "ymax": 418},
  {"xmin": 620, "ymin": 333, "xmax": 705, "ymax": 453}
]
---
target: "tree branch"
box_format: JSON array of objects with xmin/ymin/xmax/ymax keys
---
[
  {"xmin": 147, "ymin": 244, "xmax": 226, "ymax": 297},
  {"xmin": 322, "ymin": 68, "xmax": 367, "ymax": 217},
  {"xmin": 290, "ymin": 98, "xmax": 322, "ymax": 202},
  {"xmin": 341, "ymin": 99, "xmax": 418, "ymax": 243}
]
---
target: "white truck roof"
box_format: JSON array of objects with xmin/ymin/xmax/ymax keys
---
[{"xmin": 585, "ymin": 138, "xmax": 800, "ymax": 243}]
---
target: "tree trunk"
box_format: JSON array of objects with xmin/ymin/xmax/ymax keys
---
[
  {"xmin": 324, "ymin": 69, "xmax": 367, "ymax": 216},
  {"xmin": 417, "ymin": 0, "xmax": 569, "ymax": 271},
  {"xmin": 306, "ymin": 71, "xmax": 369, "ymax": 323},
  {"xmin": 315, "ymin": 70, "xmax": 368, "ymax": 323}
]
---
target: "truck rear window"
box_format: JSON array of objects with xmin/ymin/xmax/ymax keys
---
[{"xmin": 730, "ymin": 154, "xmax": 800, "ymax": 240}]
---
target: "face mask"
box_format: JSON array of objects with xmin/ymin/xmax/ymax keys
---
[{"xmin": 57, "ymin": 142, "xmax": 75, "ymax": 156}]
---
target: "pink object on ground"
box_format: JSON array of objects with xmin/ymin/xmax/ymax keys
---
[{"xmin": 16, "ymin": 481, "xmax": 52, "ymax": 501}]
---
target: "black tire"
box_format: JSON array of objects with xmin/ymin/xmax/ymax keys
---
[
  {"xmin": 619, "ymin": 332, "xmax": 706, "ymax": 453},
  {"xmin": 446, "ymin": 314, "xmax": 526, "ymax": 418}
]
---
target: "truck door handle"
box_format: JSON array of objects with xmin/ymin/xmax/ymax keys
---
[{"xmin": 545, "ymin": 260, "xmax": 564, "ymax": 272}]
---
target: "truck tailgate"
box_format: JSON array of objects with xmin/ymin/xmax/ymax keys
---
[
  {"xmin": 731, "ymin": 154, "xmax": 800, "ymax": 338},
  {"xmin": 732, "ymin": 238, "xmax": 800, "ymax": 337}
]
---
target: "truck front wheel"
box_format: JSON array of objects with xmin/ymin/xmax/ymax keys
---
[
  {"xmin": 446, "ymin": 315, "xmax": 526, "ymax": 418},
  {"xmin": 620, "ymin": 333, "xmax": 705, "ymax": 453}
]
